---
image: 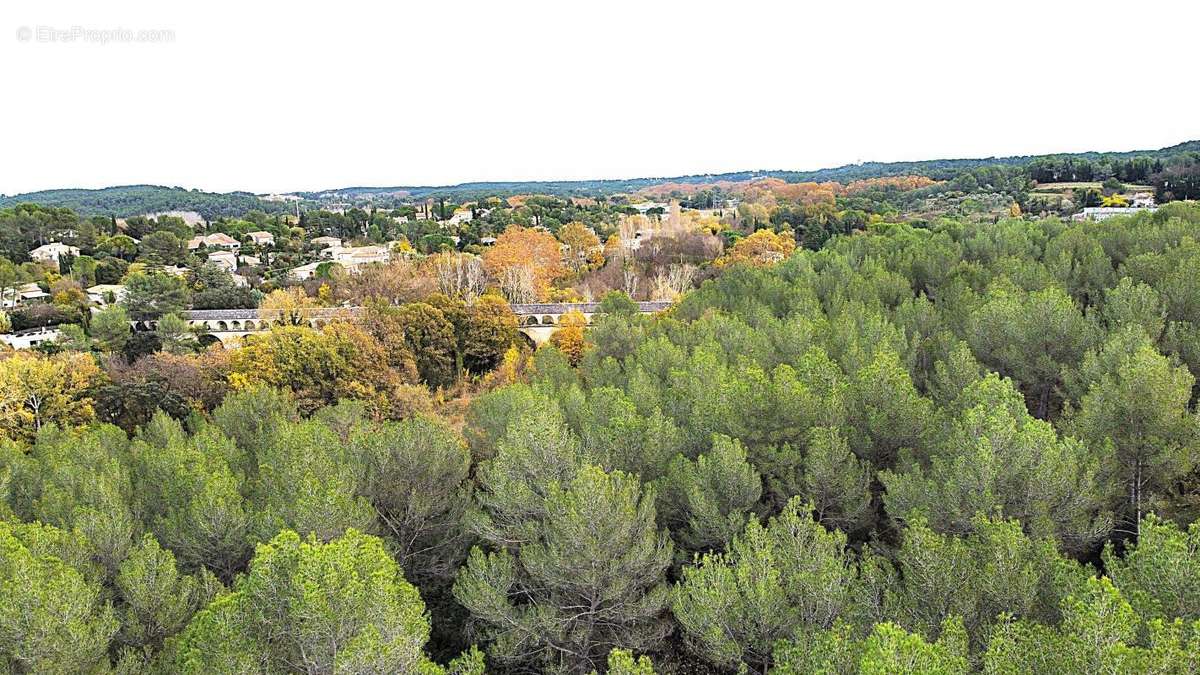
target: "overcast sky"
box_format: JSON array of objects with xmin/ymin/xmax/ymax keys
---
[{"xmin": 2, "ymin": 0, "xmax": 1197, "ymax": 195}]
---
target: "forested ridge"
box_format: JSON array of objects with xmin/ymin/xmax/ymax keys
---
[
  {"xmin": 5, "ymin": 140, "xmax": 1197, "ymax": 214},
  {"xmin": 3, "ymin": 203, "xmax": 1200, "ymax": 673}
]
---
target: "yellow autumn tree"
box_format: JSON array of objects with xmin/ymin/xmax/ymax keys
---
[
  {"xmin": 260, "ymin": 287, "xmax": 322, "ymax": 326},
  {"xmin": 548, "ymin": 310, "xmax": 588, "ymax": 366},
  {"xmin": 0, "ymin": 351, "xmax": 101, "ymax": 441},
  {"xmin": 719, "ymin": 229, "xmax": 797, "ymax": 268},
  {"xmin": 228, "ymin": 321, "xmax": 421, "ymax": 417},
  {"xmin": 558, "ymin": 222, "xmax": 602, "ymax": 273}
]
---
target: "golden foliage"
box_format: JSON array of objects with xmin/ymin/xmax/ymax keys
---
[
  {"xmin": 260, "ymin": 287, "xmax": 321, "ymax": 325},
  {"xmin": 480, "ymin": 345, "xmax": 532, "ymax": 391},
  {"xmin": 228, "ymin": 321, "xmax": 420, "ymax": 418},
  {"xmin": 719, "ymin": 229, "xmax": 797, "ymax": 268},
  {"xmin": 548, "ymin": 310, "xmax": 588, "ymax": 366},
  {"xmin": 558, "ymin": 222, "xmax": 602, "ymax": 273},
  {"xmin": 0, "ymin": 351, "xmax": 101, "ymax": 441}
]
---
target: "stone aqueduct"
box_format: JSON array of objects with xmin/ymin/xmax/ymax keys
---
[{"xmin": 131, "ymin": 301, "xmax": 673, "ymax": 347}]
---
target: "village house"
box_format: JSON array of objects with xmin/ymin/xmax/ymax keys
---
[
  {"xmin": 290, "ymin": 261, "xmax": 324, "ymax": 280},
  {"xmin": 0, "ymin": 326, "xmax": 63, "ymax": 350},
  {"xmin": 446, "ymin": 209, "xmax": 474, "ymax": 226},
  {"xmin": 246, "ymin": 231, "xmax": 275, "ymax": 247},
  {"xmin": 207, "ymin": 250, "xmax": 239, "ymax": 273},
  {"xmin": 1073, "ymin": 205, "xmax": 1159, "ymax": 222},
  {"xmin": 1, "ymin": 282, "xmax": 50, "ymax": 309},
  {"xmin": 29, "ymin": 242, "xmax": 81, "ymax": 266},
  {"xmin": 310, "ymin": 235, "xmax": 342, "ymax": 249},
  {"xmin": 187, "ymin": 233, "xmax": 241, "ymax": 251},
  {"xmin": 1131, "ymin": 192, "xmax": 1157, "ymax": 208},
  {"xmin": 322, "ymin": 244, "xmax": 392, "ymax": 268},
  {"xmin": 86, "ymin": 284, "xmax": 127, "ymax": 306}
]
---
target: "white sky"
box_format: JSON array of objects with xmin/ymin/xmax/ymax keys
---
[{"xmin": 2, "ymin": 0, "xmax": 1197, "ymax": 195}]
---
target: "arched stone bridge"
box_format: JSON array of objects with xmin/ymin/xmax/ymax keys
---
[
  {"xmin": 132, "ymin": 301, "xmax": 672, "ymax": 347},
  {"xmin": 509, "ymin": 302, "xmax": 671, "ymax": 344}
]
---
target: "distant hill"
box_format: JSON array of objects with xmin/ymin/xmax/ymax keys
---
[
  {"xmin": 5, "ymin": 140, "xmax": 1198, "ymax": 213},
  {"xmin": 303, "ymin": 140, "xmax": 1200, "ymax": 200},
  {"xmin": 0, "ymin": 185, "xmax": 288, "ymax": 221}
]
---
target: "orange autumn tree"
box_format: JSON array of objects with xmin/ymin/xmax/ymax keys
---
[
  {"xmin": 719, "ymin": 229, "xmax": 797, "ymax": 268},
  {"xmin": 482, "ymin": 226, "xmax": 566, "ymax": 302},
  {"xmin": 845, "ymin": 175, "xmax": 938, "ymax": 194}
]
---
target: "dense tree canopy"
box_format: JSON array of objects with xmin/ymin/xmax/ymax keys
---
[{"xmin": 1, "ymin": 201, "xmax": 1200, "ymax": 673}]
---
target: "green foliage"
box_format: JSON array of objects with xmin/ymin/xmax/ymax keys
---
[
  {"xmin": 802, "ymin": 426, "xmax": 873, "ymax": 532},
  {"xmin": 349, "ymin": 414, "xmax": 472, "ymax": 584},
  {"xmin": 1069, "ymin": 340, "xmax": 1197, "ymax": 531},
  {"xmin": 881, "ymin": 517, "xmax": 1088, "ymax": 647},
  {"xmin": 251, "ymin": 418, "xmax": 375, "ymax": 542},
  {"xmin": 155, "ymin": 312, "xmax": 198, "ymax": 354},
  {"xmin": 461, "ymin": 295, "xmax": 518, "ymax": 373},
  {"xmin": 115, "ymin": 534, "xmax": 213, "ymax": 651},
  {"xmin": 673, "ymin": 499, "xmax": 857, "ymax": 671},
  {"xmin": 455, "ymin": 465, "xmax": 672, "ymax": 673},
  {"xmin": 600, "ymin": 649, "xmax": 656, "ymax": 675},
  {"xmin": 658, "ymin": 434, "xmax": 761, "ymax": 554},
  {"xmin": 981, "ymin": 577, "xmax": 1200, "ymax": 674},
  {"xmin": 967, "ymin": 285, "xmax": 1094, "ymax": 418},
  {"xmin": 122, "ymin": 271, "xmax": 191, "ymax": 320},
  {"xmin": 0, "ymin": 520, "xmax": 119, "ymax": 673},
  {"xmin": 882, "ymin": 374, "xmax": 1111, "ymax": 552},
  {"xmin": 91, "ymin": 304, "xmax": 132, "ymax": 353},
  {"xmin": 173, "ymin": 528, "xmax": 452, "ymax": 673},
  {"xmin": 858, "ymin": 618, "xmax": 969, "ymax": 675},
  {"xmin": 392, "ymin": 302, "xmax": 459, "ymax": 389},
  {"xmin": 1104, "ymin": 515, "xmax": 1200, "ymax": 624}
]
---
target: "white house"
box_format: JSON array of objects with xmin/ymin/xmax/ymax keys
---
[
  {"xmin": 86, "ymin": 284, "xmax": 127, "ymax": 306},
  {"xmin": 1131, "ymin": 192, "xmax": 1157, "ymax": 208},
  {"xmin": 0, "ymin": 327, "xmax": 63, "ymax": 350},
  {"xmin": 247, "ymin": 231, "xmax": 275, "ymax": 247},
  {"xmin": 207, "ymin": 250, "xmax": 239, "ymax": 273},
  {"xmin": 311, "ymin": 236, "xmax": 342, "ymax": 249},
  {"xmin": 628, "ymin": 202, "xmax": 670, "ymax": 217},
  {"xmin": 290, "ymin": 261, "xmax": 325, "ymax": 280},
  {"xmin": 323, "ymin": 245, "xmax": 392, "ymax": 268},
  {"xmin": 187, "ymin": 233, "xmax": 241, "ymax": 251},
  {"xmin": 446, "ymin": 210, "xmax": 474, "ymax": 225},
  {"xmin": 1073, "ymin": 206, "xmax": 1159, "ymax": 222},
  {"xmin": 1, "ymin": 282, "xmax": 49, "ymax": 309},
  {"xmin": 30, "ymin": 242, "xmax": 80, "ymax": 266}
]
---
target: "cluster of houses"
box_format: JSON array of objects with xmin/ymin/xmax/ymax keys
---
[
  {"xmin": 290, "ymin": 236, "xmax": 397, "ymax": 280},
  {"xmin": 186, "ymin": 231, "xmax": 277, "ymax": 285}
]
